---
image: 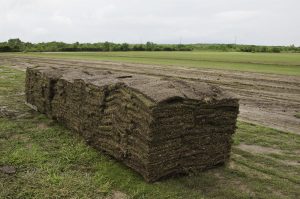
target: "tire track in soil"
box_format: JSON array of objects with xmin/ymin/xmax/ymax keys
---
[{"xmin": 1, "ymin": 55, "xmax": 299, "ymax": 134}]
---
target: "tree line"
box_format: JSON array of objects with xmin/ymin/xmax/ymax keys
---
[
  {"xmin": 192, "ymin": 43, "xmax": 300, "ymax": 53},
  {"xmin": 0, "ymin": 39, "xmax": 192, "ymax": 52},
  {"xmin": 0, "ymin": 38, "xmax": 299, "ymax": 53}
]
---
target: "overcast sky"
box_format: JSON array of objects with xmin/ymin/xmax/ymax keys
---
[{"xmin": 1, "ymin": 0, "xmax": 299, "ymax": 46}]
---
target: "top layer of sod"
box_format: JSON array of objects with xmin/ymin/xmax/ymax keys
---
[{"xmin": 29, "ymin": 65, "xmax": 237, "ymax": 103}]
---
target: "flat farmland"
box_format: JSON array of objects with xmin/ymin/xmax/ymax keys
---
[
  {"xmin": 0, "ymin": 52, "xmax": 300, "ymax": 198},
  {"xmin": 14, "ymin": 51, "xmax": 300, "ymax": 75},
  {"xmin": 1, "ymin": 52, "xmax": 300, "ymax": 134}
]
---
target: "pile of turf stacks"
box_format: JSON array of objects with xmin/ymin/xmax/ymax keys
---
[{"xmin": 25, "ymin": 65, "xmax": 239, "ymax": 182}]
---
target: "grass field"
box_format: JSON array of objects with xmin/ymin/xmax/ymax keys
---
[
  {"xmin": 1, "ymin": 65, "xmax": 300, "ymax": 198},
  {"xmin": 11, "ymin": 51, "xmax": 300, "ymax": 76}
]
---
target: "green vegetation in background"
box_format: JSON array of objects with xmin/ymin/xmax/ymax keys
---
[
  {"xmin": 14, "ymin": 51, "xmax": 300, "ymax": 76},
  {"xmin": 1, "ymin": 66, "xmax": 299, "ymax": 198},
  {"xmin": 1, "ymin": 38, "xmax": 300, "ymax": 53},
  {"xmin": 0, "ymin": 39, "xmax": 192, "ymax": 52}
]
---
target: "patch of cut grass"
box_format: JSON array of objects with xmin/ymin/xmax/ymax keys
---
[
  {"xmin": 234, "ymin": 121, "xmax": 300, "ymax": 151},
  {"xmin": 1, "ymin": 66, "xmax": 299, "ymax": 198},
  {"xmin": 6, "ymin": 51, "xmax": 300, "ymax": 76}
]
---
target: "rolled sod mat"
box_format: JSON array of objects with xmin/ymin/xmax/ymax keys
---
[{"xmin": 25, "ymin": 65, "xmax": 239, "ymax": 182}]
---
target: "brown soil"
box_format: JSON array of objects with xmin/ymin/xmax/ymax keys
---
[
  {"xmin": 106, "ymin": 191, "xmax": 128, "ymax": 199},
  {"xmin": 0, "ymin": 106, "xmax": 17, "ymax": 118},
  {"xmin": 237, "ymin": 144, "xmax": 282, "ymax": 154},
  {"xmin": 1, "ymin": 54, "xmax": 300, "ymax": 134},
  {"xmin": 0, "ymin": 166, "xmax": 16, "ymax": 174},
  {"xmin": 37, "ymin": 123, "xmax": 49, "ymax": 129}
]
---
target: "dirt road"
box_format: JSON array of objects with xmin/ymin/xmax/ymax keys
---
[{"xmin": 1, "ymin": 54, "xmax": 299, "ymax": 134}]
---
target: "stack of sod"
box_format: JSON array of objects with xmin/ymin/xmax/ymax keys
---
[{"xmin": 25, "ymin": 65, "xmax": 239, "ymax": 182}]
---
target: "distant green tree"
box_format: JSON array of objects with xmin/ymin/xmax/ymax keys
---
[
  {"xmin": 261, "ymin": 46, "xmax": 267, "ymax": 52},
  {"xmin": 111, "ymin": 44, "xmax": 121, "ymax": 51},
  {"xmin": 120, "ymin": 43, "xmax": 129, "ymax": 51},
  {"xmin": 132, "ymin": 44, "xmax": 145, "ymax": 51},
  {"xmin": 146, "ymin": 42, "xmax": 156, "ymax": 51},
  {"xmin": 8, "ymin": 38, "xmax": 24, "ymax": 51},
  {"xmin": 270, "ymin": 47, "xmax": 281, "ymax": 53},
  {"xmin": 103, "ymin": 42, "xmax": 111, "ymax": 51}
]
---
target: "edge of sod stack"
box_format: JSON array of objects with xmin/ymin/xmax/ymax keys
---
[{"xmin": 25, "ymin": 65, "xmax": 239, "ymax": 182}]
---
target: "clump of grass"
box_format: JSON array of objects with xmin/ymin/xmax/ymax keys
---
[{"xmin": 295, "ymin": 112, "xmax": 300, "ymax": 119}]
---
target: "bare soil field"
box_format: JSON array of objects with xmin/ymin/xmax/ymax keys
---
[{"xmin": 1, "ymin": 54, "xmax": 300, "ymax": 134}]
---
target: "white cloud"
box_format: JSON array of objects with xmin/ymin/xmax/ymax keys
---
[
  {"xmin": 32, "ymin": 27, "xmax": 48, "ymax": 35},
  {"xmin": 0, "ymin": 0, "xmax": 299, "ymax": 45},
  {"xmin": 51, "ymin": 15, "xmax": 72, "ymax": 25},
  {"xmin": 215, "ymin": 10, "xmax": 260, "ymax": 22}
]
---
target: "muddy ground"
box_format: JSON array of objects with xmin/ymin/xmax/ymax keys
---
[{"xmin": 0, "ymin": 54, "xmax": 299, "ymax": 134}]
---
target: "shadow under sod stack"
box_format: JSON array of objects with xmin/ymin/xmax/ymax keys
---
[{"xmin": 25, "ymin": 65, "xmax": 239, "ymax": 182}]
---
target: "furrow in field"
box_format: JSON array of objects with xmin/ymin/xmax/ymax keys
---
[{"xmin": 0, "ymin": 55, "xmax": 299, "ymax": 134}]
